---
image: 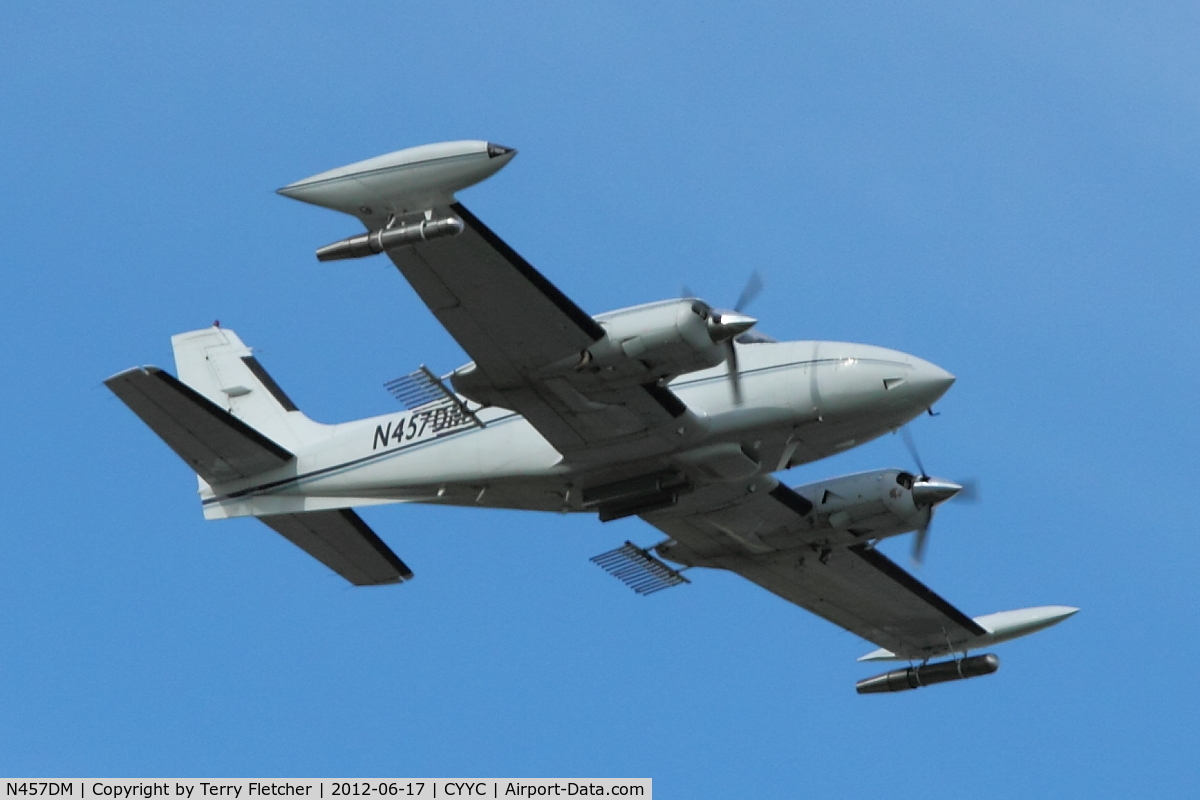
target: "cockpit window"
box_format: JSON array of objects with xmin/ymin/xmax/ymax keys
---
[
  {"xmin": 896, "ymin": 472, "xmax": 914, "ymax": 490},
  {"xmin": 691, "ymin": 301, "xmax": 710, "ymax": 320}
]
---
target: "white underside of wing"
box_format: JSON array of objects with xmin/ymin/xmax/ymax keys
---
[{"xmin": 858, "ymin": 605, "xmax": 1080, "ymax": 661}]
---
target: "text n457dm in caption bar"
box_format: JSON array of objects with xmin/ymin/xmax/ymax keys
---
[{"xmin": 3, "ymin": 781, "xmax": 651, "ymax": 800}]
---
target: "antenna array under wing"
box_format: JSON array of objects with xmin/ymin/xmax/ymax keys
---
[
  {"xmin": 590, "ymin": 541, "xmax": 690, "ymax": 595},
  {"xmin": 384, "ymin": 366, "xmax": 484, "ymax": 428}
]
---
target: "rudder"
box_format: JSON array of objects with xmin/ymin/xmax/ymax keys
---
[{"xmin": 171, "ymin": 326, "xmax": 327, "ymax": 452}]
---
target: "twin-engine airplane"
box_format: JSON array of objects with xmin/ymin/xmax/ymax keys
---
[{"xmin": 107, "ymin": 140, "xmax": 1076, "ymax": 693}]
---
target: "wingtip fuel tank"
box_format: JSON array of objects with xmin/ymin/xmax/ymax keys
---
[{"xmin": 277, "ymin": 140, "xmax": 517, "ymax": 231}]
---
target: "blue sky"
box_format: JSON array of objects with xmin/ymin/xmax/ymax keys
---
[{"xmin": 2, "ymin": 2, "xmax": 1198, "ymax": 795}]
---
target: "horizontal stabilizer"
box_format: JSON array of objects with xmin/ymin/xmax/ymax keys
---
[
  {"xmin": 259, "ymin": 509, "xmax": 413, "ymax": 586},
  {"xmin": 591, "ymin": 541, "xmax": 690, "ymax": 595},
  {"xmin": 106, "ymin": 366, "xmax": 293, "ymax": 484}
]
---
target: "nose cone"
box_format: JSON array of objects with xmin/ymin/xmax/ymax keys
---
[
  {"xmin": 907, "ymin": 357, "xmax": 956, "ymax": 410},
  {"xmin": 911, "ymin": 479, "xmax": 962, "ymax": 507}
]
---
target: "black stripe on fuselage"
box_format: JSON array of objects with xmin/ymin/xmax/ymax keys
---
[
  {"xmin": 204, "ymin": 355, "xmax": 887, "ymax": 506},
  {"xmin": 849, "ymin": 545, "xmax": 987, "ymax": 636},
  {"xmin": 202, "ymin": 411, "xmax": 519, "ymax": 505}
]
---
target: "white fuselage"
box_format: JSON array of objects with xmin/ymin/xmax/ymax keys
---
[{"xmin": 201, "ymin": 338, "xmax": 954, "ymax": 521}]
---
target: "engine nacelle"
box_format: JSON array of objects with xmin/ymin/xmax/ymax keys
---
[
  {"xmin": 452, "ymin": 297, "xmax": 755, "ymax": 407},
  {"xmin": 579, "ymin": 299, "xmax": 729, "ymax": 383},
  {"xmin": 796, "ymin": 468, "xmax": 929, "ymax": 540},
  {"xmin": 658, "ymin": 468, "xmax": 960, "ymax": 568}
]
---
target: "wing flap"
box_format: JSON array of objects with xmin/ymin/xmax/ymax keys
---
[
  {"xmin": 389, "ymin": 202, "xmax": 603, "ymax": 383},
  {"xmin": 106, "ymin": 366, "xmax": 293, "ymax": 484},
  {"xmin": 389, "ymin": 204, "xmax": 694, "ymax": 457},
  {"xmin": 705, "ymin": 545, "xmax": 984, "ymax": 660},
  {"xmin": 259, "ymin": 509, "xmax": 413, "ymax": 586}
]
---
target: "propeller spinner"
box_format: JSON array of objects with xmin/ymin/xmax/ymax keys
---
[
  {"xmin": 704, "ymin": 271, "xmax": 764, "ymax": 405},
  {"xmin": 900, "ymin": 426, "xmax": 977, "ymax": 565}
]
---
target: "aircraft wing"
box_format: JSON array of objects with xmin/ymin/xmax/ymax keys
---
[
  {"xmin": 391, "ymin": 203, "xmax": 604, "ymax": 375},
  {"xmin": 642, "ymin": 480, "xmax": 987, "ymax": 660},
  {"xmin": 279, "ymin": 143, "xmax": 691, "ymax": 460},
  {"xmin": 388, "ymin": 203, "xmax": 691, "ymax": 459}
]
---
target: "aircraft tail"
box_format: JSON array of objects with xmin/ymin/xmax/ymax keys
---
[
  {"xmin": 105, "ymin": 325, "xmax": 330, "ymax": 486},
  {"xmin": 106, "ymin": 326, "xmax": 412, "ymax": 586},
  {"xmin": 169, "ymin": 326, "xmax": 328, "ymax": 452}
]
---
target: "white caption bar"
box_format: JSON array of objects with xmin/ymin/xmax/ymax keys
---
[{"xmin": 2, "ymin": 781, "xmax": 650, "ymax": 800}]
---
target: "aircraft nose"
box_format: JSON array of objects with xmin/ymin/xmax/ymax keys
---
[{"xmin": 907, "ymin": 357, "xmax": 955, "ymax": 410}]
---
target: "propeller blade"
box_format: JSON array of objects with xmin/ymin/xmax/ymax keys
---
[
  {"xmin": 726, "ymin": 340, "xmax": 743, "ymax": 405},
  {"xmin": 681, "ymin": 284, "xmax": 696, "ymax": 299},
  {"xmin": 897, "ymin": 427, "xmax": 979, "ymax": 565},
  {"xmin": 911, "ymin": 523, "xmax": 931, "ymax": 566},
  {"xmin": 899, "ymin": 426, "xmax": 928, "ymax": 480},
  {"xmin": 956, "ymin": 478, "xmax": 980, "ymax": 503},
  {"xmin": 734, "ymin": 270, "xmax": 764, "ymax": 313}
]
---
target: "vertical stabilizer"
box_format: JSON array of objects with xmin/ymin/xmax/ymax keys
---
[{"xmin": 171, "ymin": 327, "xmax": 328, "ymax": 452}]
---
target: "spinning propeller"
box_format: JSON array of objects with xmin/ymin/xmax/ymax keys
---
[
  {"xmin": 900, "ymin": 426, "xmax": 979, "ymax": 565},
  {"xmin": 687, "ymin": 272, "xmax": 765, "ymax": 405}
]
